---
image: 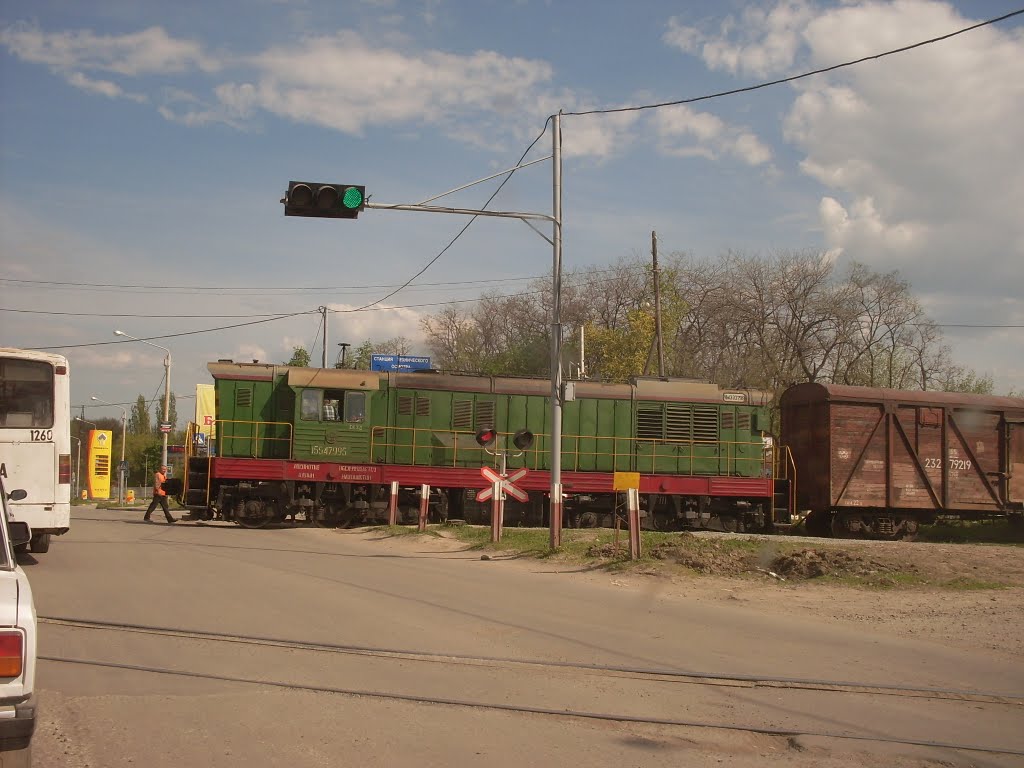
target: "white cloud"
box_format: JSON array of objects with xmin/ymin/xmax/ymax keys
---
[
  {"xmin": 327, "ymin": 303, "xmax": 426, "ymax": 347},
  {"xmin": 652, "ymin": 105, "xmax": 773, "ymax": 166},
  {"xmin": 664, "ymin": 0, "xmax": 814, "ymax": 76},
  {"xmin": 0, "ymin": 23, "xmax": 219, "ymax": 103},
  {"xmin": 663, "ymin": 1, "xmax": 1024, "ymax": 390},
  {"xmin": 0, "ymin": 23, "xmax": 219, "ymax": 75},
  {"xmin": 782, "ymin": 2, "xmax": 1024, "ymax": 289},
  {"xmin": 560, "ymin": 111, "xmax": 641, "ymax": 159},
  {"xmin": 222, "ymin": 30, "xmax": 554, "ymax": 137}
]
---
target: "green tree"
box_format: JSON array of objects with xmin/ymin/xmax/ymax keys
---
[
  {"xmin": 285, "ymin": 345, "xmax": 311, "ymax": 367},
  {"xmin": 584, "ymin": 310, "xmax": 656, "ymax": 383},
  {"xmin": 128, "ymin": 395, "xmax": 150, "ymax": 435},
  {"xmin": 152, "ymin": 392, "xmax": 178, "ymax": 434},
  {"xmin": 342, "ymin": 337, "xmax": 415, "ymax": 370}
]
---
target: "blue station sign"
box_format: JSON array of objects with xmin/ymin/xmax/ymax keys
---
[{"xmin": 370, "ymin": 355, "xmax": 432, "ymax": 372}]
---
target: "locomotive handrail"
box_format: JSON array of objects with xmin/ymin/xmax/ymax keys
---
[
  {"xmin": 769, "ymin": 443, "xmax": 799, "ymax": 522},
  {"xmin": 181, "ymin": 421, "xmax": 213, "ymax": 507},
  {"xmin": 216, "ymin": 419, "xmax": 294, "ymax": 459},
  {"xmin": 367, "ymin": 425, "xmax": 765, "ymax": 475}
]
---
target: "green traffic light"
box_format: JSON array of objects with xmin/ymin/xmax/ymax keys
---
[{"xmin": 342, "ymin": 186, "xmax": 364, "ymax": 209}]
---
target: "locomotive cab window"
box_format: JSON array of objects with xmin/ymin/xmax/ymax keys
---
[
  {"xmin": 300, "ymin": 390, "xmax": 322, "ymax": 421},
  {"xmin": 344, "ymin": 391, "xmax": 366, "ymax": 423},
  {"xmin": 301, "ymin": 389, "xmax": 364, "ymax": 423}
]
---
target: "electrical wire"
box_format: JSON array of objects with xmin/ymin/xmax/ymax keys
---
[
  {"xmin": 0, "ymin": 275, "xmax": 542, "ymax": 291},
  {"xmin": 349, "ymin": 118, "xmax": 554, "ymax": 312},
  {"xmin": 565, "ymin": 8, "xmax": 1024, "ymax": 117},
  {"xmin": 30, "ymin": 309, "xmax": 319, "ymax": 351}
]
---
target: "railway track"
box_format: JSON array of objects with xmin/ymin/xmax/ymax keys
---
[{"xmin": 38, "ymin": 614, "xmax": 1024, "ymax": 759}]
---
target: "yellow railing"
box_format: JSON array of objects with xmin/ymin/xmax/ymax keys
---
[
  {"xmin": 216, "ymin": 419, "xmax": 294, "ymax": 458},
  {"xmin": 368, "ymin": 426, "xmax": 770, "ymax": 477}
]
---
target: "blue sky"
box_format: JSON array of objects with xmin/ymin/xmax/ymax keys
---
[{"xmin": 2, "ymin": 0, "xmax": 1023, "ymax": 424}]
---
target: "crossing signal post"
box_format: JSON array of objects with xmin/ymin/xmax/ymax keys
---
[
  {"xmin": 283, "ymin": 182, "xmax": 366, "ymax": 219},
  {"xmin": 475, "ymin": 428, "xmax": 534, "ymax": 543}
]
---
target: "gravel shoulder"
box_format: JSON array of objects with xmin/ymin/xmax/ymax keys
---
[{"xmin": 365, "ymin": 527, "xmax": 1024, "ymax": 660}]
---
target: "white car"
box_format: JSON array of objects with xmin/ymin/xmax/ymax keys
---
[{"xmin": 0, "ymin": 477, "xmax": 36, "ymax": 766}]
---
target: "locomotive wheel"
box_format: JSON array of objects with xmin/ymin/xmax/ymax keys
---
[
  {"xmin": 720, "ymin": 516, "xmax": 744, "ymax": 534},
  {"xmin": 313, "ymin": 505, "xmax": 343, "ymax": 528},
  {"xmin": 577, "ymin": 510, "xmax": 599, "ymax": 528},
  {"xmin": 237, "ymin": 501, "xmax": 273, "ymax": 529}
]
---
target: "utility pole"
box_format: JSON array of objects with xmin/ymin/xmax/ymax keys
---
[
  {"xmin": 652, "ymin": 230, "xmax": 666, "ymax": 378},
  {"xmin": 549, "ymin": 111, "xmax": 564, "ymax": 549},
  {"xmin": 320, "ymin": 306, "xmax": 328, "ymax": 368}
]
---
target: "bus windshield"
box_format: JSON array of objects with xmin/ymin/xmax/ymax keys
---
[{"xmin": 0, "ymin": 357, "xmax": 54, "ymax": 428}]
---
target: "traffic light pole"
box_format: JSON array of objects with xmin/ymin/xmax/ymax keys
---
[
  {"xmin": 292, "ymin": 114, "xmax": 566, "ymax": 549},
  {"xmin": 549, "ymin": 111, "xmax": 564, "ymax": 549}
]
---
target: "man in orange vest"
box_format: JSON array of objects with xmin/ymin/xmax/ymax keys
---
[{"xmin": 144, "ymin": 465, "xmax": 177, "ymax": 523}]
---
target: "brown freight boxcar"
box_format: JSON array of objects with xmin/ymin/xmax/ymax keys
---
[{"xmin": 780, "ymin": 383, "xmax": 1024, "ymax": 539}]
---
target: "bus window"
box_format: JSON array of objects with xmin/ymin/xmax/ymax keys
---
[
  {"xmin": 0, "ymin": 358, "xmax": 54, "ymax": 428},
  {"xmin": 345, "ymin": 391, "xmax": 366, "ymax": 423}
]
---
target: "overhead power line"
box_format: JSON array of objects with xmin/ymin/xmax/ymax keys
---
[
  {"xmin": 0, "ymin": 274, "xmax": 542, "ymax": 292},
  {"xmin": 565, "ymin": 8, "xmax": 1024, "ymax": 117}
]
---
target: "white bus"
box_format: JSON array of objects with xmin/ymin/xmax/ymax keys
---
[{"xmin": 0, "ymin": 348, "xmax": 72, "ymax": 553}]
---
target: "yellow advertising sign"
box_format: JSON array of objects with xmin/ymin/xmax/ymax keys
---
[
  {"xmin": 195, "ymin": 384, "xmax": 216, "ymax": 438},
  {"xmin": 613, "ymin": 471, "xmax": 641, "ymax": 491},
  {"xmin": 87, "ymin": 429, "xmax": 112, "ymax": 500}
]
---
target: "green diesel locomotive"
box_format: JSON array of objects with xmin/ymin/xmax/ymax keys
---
[{"xmin": 179, "ymin": 361, "xmax": 784, "ymax": 531}]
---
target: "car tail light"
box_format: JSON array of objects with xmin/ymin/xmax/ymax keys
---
[
  {"xmin": 0, "ymin": 632, "xmax": 23, "ymax": 677},
  {"xmin": 59, "ymin": 453, "xmax": 72, "ymax": 484}
]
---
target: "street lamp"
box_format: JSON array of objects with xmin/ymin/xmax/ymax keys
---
[
  {"xmin": 73, "ymin": 417, "xmax": 96, "ymax": 500},
  {"xmin": 91, "ymin": 396, "xmax": 127, "ymax": 506},
  {"xmin": 114, "ymin": 330, "xmax": 172, "ymax": 467}
]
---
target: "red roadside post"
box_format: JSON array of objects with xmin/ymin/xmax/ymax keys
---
[
  {"xmin": 388, "ymin": 480, "xmax": 400, "ymax": 526},
  {"xmin": 418, "ymin": 484, "xmax": 430, "ymax": 532}
]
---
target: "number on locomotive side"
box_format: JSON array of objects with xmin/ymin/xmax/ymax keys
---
[{"xmin": 30, "ymin": 429, "xmax": 53, "ymax": 441}]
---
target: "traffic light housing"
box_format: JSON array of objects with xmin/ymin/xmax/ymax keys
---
[
  {"xmin": 512, "ymin": 429, "xmax": 534, "ymax": 451},
  {"xmin": 283, "ymin": 181, "xmax": 366, "ymax": 219},
  {"xmin": 475, "ymin": 427, "xmax": 497, "ymax": 448}
]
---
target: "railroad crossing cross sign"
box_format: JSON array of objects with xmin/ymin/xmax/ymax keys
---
[{"xmin": 477, "ymin": 466, "xmax": 529, "ymax": 503}]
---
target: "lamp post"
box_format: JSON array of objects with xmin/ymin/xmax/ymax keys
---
[
  {"xmin": 73, "ymin": 417, "xmax": 96, "ymax": 500},
  {"xmin": 91, "ymin": 396, "xmax": 127, "ymax": 505},
  {"xmin": 114, "ymin": 330, "xmax": 172, "ymax": 467}
]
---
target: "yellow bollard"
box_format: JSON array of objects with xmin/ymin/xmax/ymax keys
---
[{"xmin": 126, "ymin": 489, "xmax": 136, "ymax": 504}]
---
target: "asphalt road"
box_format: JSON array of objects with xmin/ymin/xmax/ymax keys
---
[{"xmin": 19, "ymin": 506, "xmax": 1024, "ymax": 768}]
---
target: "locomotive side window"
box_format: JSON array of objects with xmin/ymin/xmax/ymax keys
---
[
  {"xmin": 345, "ymin": 392, "xmax": 366, "ymax": 423},
  {"xmin": 300, "ymin": 389, "xmax": 321, "ymax": 421}
]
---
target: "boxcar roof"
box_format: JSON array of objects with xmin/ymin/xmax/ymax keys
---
[{"xmin": 782, "ymin": 382, "xmax": 1024, "ymax": 412}]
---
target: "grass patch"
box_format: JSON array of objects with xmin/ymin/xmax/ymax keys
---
[{"xmin": 371, "ymin": 524, "xmax": 1014, "ymax": 591}]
